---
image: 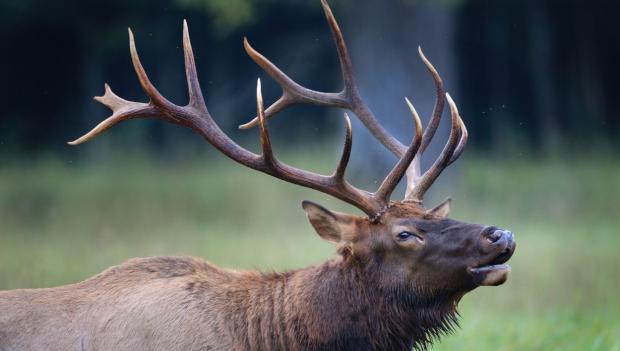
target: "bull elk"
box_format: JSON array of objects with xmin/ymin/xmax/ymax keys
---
[{"xmin": 0, "ymin": 1, "xmax": 516, "ymax": 350}]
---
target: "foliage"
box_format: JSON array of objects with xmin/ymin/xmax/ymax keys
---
[{"xmin": 174, "ymin": 0, "xmax": 254, "ymax": 33}]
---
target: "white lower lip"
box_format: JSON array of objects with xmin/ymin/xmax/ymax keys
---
[{"xmin": 468, "ymin": 264, "xmax": 512, "ymax": 286}]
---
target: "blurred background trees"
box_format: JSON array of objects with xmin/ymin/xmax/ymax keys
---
[{"xmin": 1, "ymin": 0, "xmax": 617, "ymax": 159}]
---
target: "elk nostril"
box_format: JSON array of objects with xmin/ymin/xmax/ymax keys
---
[{"xmin": 486, "ymin": 230, "xmax": 502, "ymax": 244}]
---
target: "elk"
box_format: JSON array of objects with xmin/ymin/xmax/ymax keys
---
[{"xmin": 0, "ymin": 1, "xmax": 515, "ymax": 350}]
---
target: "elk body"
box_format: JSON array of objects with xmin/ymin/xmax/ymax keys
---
[{"xmin": 0, "ymin": 1, "xmax": 516, "ymax": 350}]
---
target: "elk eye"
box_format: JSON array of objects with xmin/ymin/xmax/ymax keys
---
[{"xmin": 397, "ymin": 231, "xmax": 420, "ymax": 241}]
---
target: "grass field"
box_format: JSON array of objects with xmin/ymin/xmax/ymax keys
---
[{"xmin": 0, "ymin": 153, "xmax": 618, "ymax": 350}]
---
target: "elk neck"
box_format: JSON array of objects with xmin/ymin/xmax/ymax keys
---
[{"xmin": 189, "ymin": 254, "xmax": 460, "ymax": 351}]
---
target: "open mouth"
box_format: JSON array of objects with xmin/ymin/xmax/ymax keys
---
[{"xmin": 468, "ymin": 246, "xmax": 515, "ymax": 286}]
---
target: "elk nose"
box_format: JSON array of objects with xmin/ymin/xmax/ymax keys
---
[{"xmin": 486, "ymin": 229, "xmax": 514, "ymax": 245}]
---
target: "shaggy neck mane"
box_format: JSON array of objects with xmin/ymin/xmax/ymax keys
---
[
  {"xmin": 233, "ymin": 255, "xmax": 461, "ymax": 351},
  {"xmin": 375, "ymin": 282, "xmax": 461, "ymax": 350},
  {"xmin": 340, "ymin": 255, "xmax": 460, "ymax": 351}
]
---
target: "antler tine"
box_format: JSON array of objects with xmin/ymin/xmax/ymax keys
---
[
  {"xmin": 448, "ymin": 114, "xmax": 468, "ymax": 165},
  {"xmin": 128, "ymin": 29, "xmax": 175, "ymax": 110},
  {"xmin": 375, "ymin": 98, "xmax": 423, "ymax": 202},
  {"xmin": 239, "ymin": 37, "xmax": 348, "ymax": 131},
  {"xmin": 256, "ymin": 79, "xmax": 277, "ymax": 167},
  {"xmin": 320, "ymin": 0, "xmax": 355, "ymax": 94},
  {"xmin": 182, "ymin": 20, "xmax": 206, "ymax": 110},
  {"xmin": 406, "ymin": 93, "xmax": 464, "ymax": 202},
  {"xmin": 417, "ymin": 47, "xmax": 446, "ymax": 154},
  {"xmin": 333, "ymin": 113, "xmax": 353, "ymax": 180},
  {"xmin": 404, "ymin": 47, "xmax": 447, "ymax": 201},
  {"xmin": 67, "ymin": 87, "xmax": 158, "ymax": 146}
]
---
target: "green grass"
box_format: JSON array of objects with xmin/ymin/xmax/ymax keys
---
[{"xmin": 0, "ymin": 154, "xmax": 618, "ymax": 350}]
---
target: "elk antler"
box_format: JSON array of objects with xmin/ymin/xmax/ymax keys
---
[
  {"xmin": 239, "ymin": 0, "xmax": 468, "ymax": 205},
  {"xmin": 69, "ymin": 20, "xmax": 423, "ymax": 221}
]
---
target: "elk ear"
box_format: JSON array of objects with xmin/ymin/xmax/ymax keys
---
[
  {"xmin": 427, "ymin": 198, "xmax": 452, "ymax": 218},
  {"xmin": 302, "ymin": 200, "xmax": 354, "ymax": 243}
]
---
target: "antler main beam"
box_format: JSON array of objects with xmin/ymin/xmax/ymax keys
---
[
  {"xmin": 69, "ymin": 20, "xmax": 423, "ymax": 220},
  {"xmin": 238, "ymin": 0, "xmax": 468, "ymax": 205}
]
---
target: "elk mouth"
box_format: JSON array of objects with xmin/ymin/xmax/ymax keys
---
[{"xmin": 468, "ymin": 246, "xmax": 515, "ymax": 286}]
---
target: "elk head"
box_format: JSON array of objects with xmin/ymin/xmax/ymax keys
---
[
  {"xmin": 302, "ymin": 200, "xmax": 515, "ymax": 296},
  {"xmin": 69, "ymin": 0, "xmax": 515, "ymax": 297}
]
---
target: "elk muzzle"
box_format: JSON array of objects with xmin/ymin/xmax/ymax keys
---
[{"xmin": 468, "ymin": 229, "xmax": 516, "ymax": 286}]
